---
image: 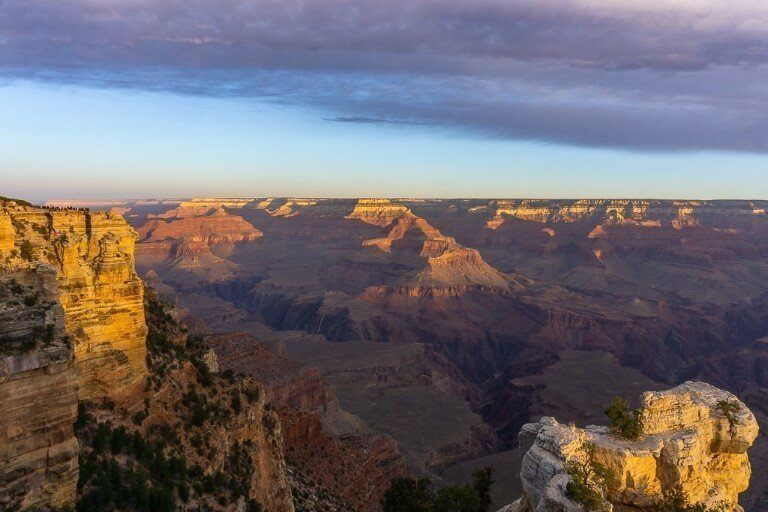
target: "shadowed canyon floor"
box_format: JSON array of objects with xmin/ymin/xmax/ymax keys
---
[{"xmin": 57, "ymin": 197, "xmax": 768, "ymax": 511}]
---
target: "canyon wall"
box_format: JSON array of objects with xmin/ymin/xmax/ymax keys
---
[
  {"xmin": 484, "ymin": 199, "xmax": 768, "ymax": 229},
  {"xmin": 1, "ymin": 200, "xmax": 148, "ymax": 509},
  {"xmin": 207, "ymin": 331, "xmax": 408, "ymax": 511},
  {"xmin": 2, "ymin": 201, "xmax": 148, "ymax": 406},
  {"xmin": 0, "ymin": 265, "xmax": 78, "ymax": 510}
]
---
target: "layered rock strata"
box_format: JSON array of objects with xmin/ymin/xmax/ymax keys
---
[
  {"xmin": 346, "ymin": 198, "xmax": 411, "ymax": 227},
  {"xmin": 1, "ymin": 201, "xmax": 147, "ymax": 405},
  {"xmin": 485, "ymin": 199, "xmax": 768, "ymax": 229},
  {"xmin": 1, "ymin": 199, "xmax": 149, "ymax": 509},
  {"xmin": 206, "ymin": 331, "xmax": 332, "ymax": 410},
  {"xmin": 0, "ymin": 268, "xmax": 78, "ymax": 510},
  {"xmin": 139, "ymin": 204, "xmax": 262, "ymax": 250},
  {"xmin": 207, "ymin": 331, "xmax": 407, "ymax": 511},
  {"xmin": 349, "ymin": 201, "xmax": 513, "ymax": 289},
  {"xmin": 136, "ymin": 204, "xmax": 262, "ymax": 280},
  {"xmin": 0, "ymin": 343, "xmax": 79, "ymax": 510}
]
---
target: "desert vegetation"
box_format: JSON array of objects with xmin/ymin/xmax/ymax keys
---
[
  {"xmin": 381, "ymin": 467, "xmax": 494, "ymax": 512},
  {"xmin": 604, "ymin": 396, "xmax": 644, "ymax": 440}
]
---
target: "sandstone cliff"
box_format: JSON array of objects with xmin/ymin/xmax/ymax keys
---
[
  {"xmin": 346, "ymin": 198, "xmax": 411, "ymax": 227},
  {"xmin": 73, "ymin": 292, "xmax": 298, "ymax": 512},
  {"xmin": 1, "ymin": 200, "xmax": 148, "ymax": 405},
  {"xmin": 1, "ymin": 198, "xmax": 148, "ymax": 509},
  {"xmin": 508, "ymin": 382, "xmax": 758, "ymax": 512},
  {"xmin": 1, "ymin": 199, "xmax": 296, "ymax": 512},
  {"xmin": 0, "ymin": 268, "xmax": 78, "ymax": 510}
]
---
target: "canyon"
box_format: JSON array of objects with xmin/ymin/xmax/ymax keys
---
[
  {"xmin": 3, "ymin": 195, "xmax": 768, "ymax": 511},
  {"xmin": 59, "ymin": 196, "xmax": 767, "ymax": 510}
]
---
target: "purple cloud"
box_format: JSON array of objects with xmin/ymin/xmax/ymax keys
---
[{"xmin": 2, "ymin": 0, "xmax": 768, "ymax": 151}]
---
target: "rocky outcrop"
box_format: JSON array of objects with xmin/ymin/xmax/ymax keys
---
[
  {"xmin": 162, "ymin": 198, "xmax": 255, "ymax": 212},
  {"xmin": 414, "ymin": 246, "xmax": 514, "ymax": 289},
  {"xmin": 132, "ymin": 292, "xmax": 296, "ymax": 512},
  {"xmin": 1, "ymin": 200, "xmax": 148, "ymax": 405},
  {"xmin": 207, "ymin": 331, "xmax": 408, "ymax": 510},
  {"xmin": 345, "ymin": 198, "xmax": 411, "ymax": 227},
  {"xmin": 348, "ymin": 202, "xmax": 513, "ymax": 290},
  {"xmin": 280, "ymin": 409, "xmax": 407, "ymax": 511},
  {"xmin": 1, "ymin": 199, "xmax": 149, "ymax": 509},
  {"xmin": 512, "ymin": 382, "xmax": 758, "ymax": 512},
  {"xmin": 139, "ymin": 362, "xmax": 295, "ymax": 511},
  {"xmin": 266, "ymin": 198, "xmax": 319, "ymax": 218},
  {"xmin": 139, "ymin": 204, "xmax": 262, "ymax": 248}
]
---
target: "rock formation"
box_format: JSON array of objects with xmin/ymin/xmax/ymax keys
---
[
  {"xmin": 484, "ymin": 199, "xmax": 768, "ymax": 230},
  {"xmin": 206, "ymin": 331, "xmax": 332, "ymax": 410},
  {"xmin": 0, "ymin": 268, "xmax": 78, "ymax": 510},
  {"xmin": 139, "ymin": 204, "xmax": 262, "ymax": 247},
  {"xmin": 346, "ymin": 198, "xmax": 411, "ymax": 227},
  {"xmin": 1, "ymin": 198, "xmax": 148, "ymax": 509},
  {"xmin": 1, "ymin": 199, "xmax": 297, "ymax": 511},
  {"xmin": 265, "ymin": 198, "xmax": 319, "ymax": 218},
  {"xmin": 1, "ymin": 200, "xmax": 147, "ymax": 405},
  {"xmin": 509, "ymin": 382, "xmax": 758, "ymax": 512},
  {"xmin": 136, "ymin": 203, "xmax": 262, "ymax": 281},
  {"xmin": 348, "ymin": 201, "xmax": 514, "ymax": 289}
]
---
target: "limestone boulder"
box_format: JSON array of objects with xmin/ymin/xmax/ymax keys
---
[{"xmin": 513, "ymin": 382, "xmax": 758, "ymax": 512}]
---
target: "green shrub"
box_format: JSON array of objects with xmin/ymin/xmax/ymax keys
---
[
  {"xmin": 433, "ymin": 485, "xmax": 482, "ymax": 512},
  {"xmin": 0, "ymin": 196, "xmax": 34, "ymax": 207},
  {"xmin": 18, "ymin": 240, "xmax": 34, "ymax": 261},
  {"xmin": 244, "ymin": 385, "xmax": 261, "ymax": 404},
  {"xmin": 716, "ymin": 400, "xmax": 740, "ymax": 428},
  {"xmin": 382, "ymin": 477, "xmax": 432, "ymax": 512},
  {"xmin": 231, "ymin": 389, "xmax": 242, "ymax": 414},
  {"xmin": 605, "ymin": 396, "xmax": 644, "ymax": 440},
  {"xmin": 565, "ymin": 442, "xmax": 613, "ymax": 512},
  {"xmin": 381, "ymin": 467, "xmax": 495, "ymax": 512},
  {"xmin": 262, "ymin": 410, "xmax": 278, "ymax": 431}
]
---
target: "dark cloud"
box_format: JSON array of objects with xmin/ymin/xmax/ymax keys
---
[
  {"xmin": 325, "ymin": 116, "xmax": 436, "ymax": 126},
  {"xmin": 2, "ymin": 0, "xmax": 768, "ymax": 152}
]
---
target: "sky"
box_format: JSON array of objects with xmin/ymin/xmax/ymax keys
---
[{"xmin": 1, "ymin": 0, "xmax": 768, "ymax": 200}]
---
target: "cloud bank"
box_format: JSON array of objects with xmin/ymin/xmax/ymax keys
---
[{"xmin": 2, "ymin": 0, "xmax": 768, "ymax": 151}]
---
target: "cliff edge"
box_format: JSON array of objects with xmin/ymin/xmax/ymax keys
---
[{"xmin": 0, "ymin": 198, "xmax": 295, "ymax": 511}]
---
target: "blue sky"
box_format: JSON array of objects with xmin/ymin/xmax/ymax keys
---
[{"xmin": 2, "ymin": 0, "xmax": 767, "ymax": 200}]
